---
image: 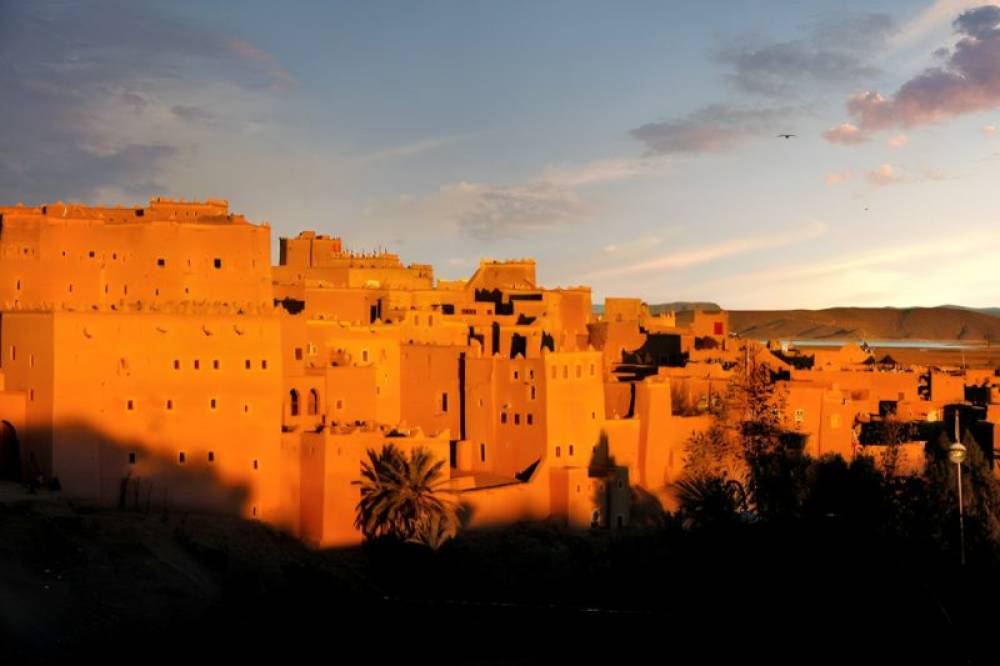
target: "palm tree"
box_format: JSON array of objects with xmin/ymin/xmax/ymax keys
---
[
  {"xmin": 672, "ymin": 475, "xmax": 747, "ymax": 530},
  {"xmin": 354, "ymin": 444, "xmax": 458, "ymax": 549}
]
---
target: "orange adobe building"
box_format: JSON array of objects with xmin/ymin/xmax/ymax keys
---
[{"xmin": 1, "ymin": 199, "xmax": 997, "ymax": 546}]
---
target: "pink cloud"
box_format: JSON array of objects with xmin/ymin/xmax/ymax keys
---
[
  {"xmin": 840, "ymin": 6, "xmax": 1000, "ymax": 132},
  {"xmin": 823, "ymin": 122, "xmax": 867, "ymax": 145},
  {"xmin": 887, "ymin": 134, "xmax": 910, "ymax": 148},
  {"xmin": 867, "ymin": 163, "xmax": 902, "ymax": 186},
  {"xmin": 825, "ymin": 170, "xmax": 854, "ymax": 185}
]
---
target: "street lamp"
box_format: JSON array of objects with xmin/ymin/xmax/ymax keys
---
[{"xmin": 949, "ymin": 411, "xmax": 967, "ymax": 566}]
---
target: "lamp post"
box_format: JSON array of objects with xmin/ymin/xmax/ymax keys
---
[{"xmin": 948, "ymin": 411, "xmax": 967, "ymax": 566}]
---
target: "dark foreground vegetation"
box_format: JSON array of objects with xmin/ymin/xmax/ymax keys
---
[
  {"xmin": 1, "ymin": 483, "xmax": 996, "ymax": 666},
  {"xmin": 6, "ymin": 357, "xmax": 999, "ymax": 664}
]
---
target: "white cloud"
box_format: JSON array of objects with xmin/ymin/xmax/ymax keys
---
[
  {"xmin": 888, "ymin": 0, "xmax": 1000, "ymax": 51},
  {"xmin": 356, "ymin": 135, "xmax": 469, "ymax": 163},
  {"xmin": 363, "ymin": 156, "xmax": 668, "ymax": 240},
  {"xmin": 695, "ymin": 228, "xmax": 1000, "ymax": 308},
  {"xmin": 587, "ymin": 220, "xmax": 828, "ymax": 279},
  {"xmin": 540, "ymin": 157, "xmax": 668, "ymax": 188}
]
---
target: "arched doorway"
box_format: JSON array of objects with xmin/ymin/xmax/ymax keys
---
[{"xmin": 0, "ymin": 421, "xmax": 21, "ymax": 481}]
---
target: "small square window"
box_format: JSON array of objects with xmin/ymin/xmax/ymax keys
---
[
  {"xmin": 178, "ymin": 452, "xmax": 186, "ymax": 464},
  {"xmin": 128, "ymin": 452, "xmax": 136, "ymax": 465},
  {"xmin": 261, "ymin": 359, "xmax": 268, "ymax": 369},
  {"xmin": 210, "ymin": 398, "xmax": 217, "ymax": 410},
  {"xmin": 157, "ymin": 258, "xmax": 166, "ymax": 267},
  {"xmin": 166, "ymin": 399, "xmax": 173, "ymax": 410},
  {"xmin": 194, "ymin": 360, "xmax": 200, "ymax": 370},
  {"xmin": 127, "ymin": 399, "xmax": 134, "ymax": 411},
  {"xmin": 213, "ymin": 360, "xmax": 220, "ymax": 370},
  {"xmin": 173, "ymin": 359, "xmax": 180, "ymax": 369},
  {"xmin": 208, "ymin": 451, "xmax": 215, "ymax": 462},
  {"xmin": 569, "ymin": 444, "xmax": 574, "ymax": 456},
  {"xmin": 245, "ymin": 359, "xmax": 252, "ymax": 369},
  {"xmin": 514, "ymin": 414, "xmax": 520, "ymax": 425},
  {"xmin": 295, "ymin": 348, "xmax": 303, "ymax": 361},
  {"xmin": 500, "ymin": 412, "xmax": 507, "ymax": 424},
  {"xmin": 213, "ymin": 258, "xmax": 222, "ymax": 269},
  {"xmin": 555, "ymin": 446, "xmax": 561, "ymax": 457},
  {"xmin": 253, "ymin": 459, "xmax": 259, "ymax": 470},
  {"xmin": 527, "ymin": 414, "xmax": 534, "ymax": 425}
]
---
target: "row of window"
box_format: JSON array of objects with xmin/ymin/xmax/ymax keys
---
[
  {"xmin": 157, "ymin": 257, "xmax": 224, "ymax": 269},
  {"xmin": 549, "ymin": 363, "xmax": 597, "ymax": 380},
  {"xmin": 127, "ymin": 451, "xmax": 259, "ymax": 468},
  {"xmin": 554, "ymin": 444, "xmax": 576, "ymax": 457},
  {"xmin": 173, "ymin": 359, "xmax": 269, "ymax": 370},
  {"xmin": 500, "ymin": 412, "xmax": 534, "ymax": 425},
  {"xmin": 288, "ymin": 389, "xmax": 323, "ymax": 416},
  {"xmin": 293, "ymin": 345, "xmax": 318, "ymax": 361},
  {"xmin": 126, "ymin": 398, "xmax": 252, "ymax": 413}
]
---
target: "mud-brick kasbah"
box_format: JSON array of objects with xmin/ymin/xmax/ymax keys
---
[{"xmin": 0, "ymin": 198, "xmax": 997, "ymax": 547}]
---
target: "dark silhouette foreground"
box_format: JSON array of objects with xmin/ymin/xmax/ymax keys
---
[{"xmin": 1, "ymin": 483, "xmax": 993, "ymax": 666}]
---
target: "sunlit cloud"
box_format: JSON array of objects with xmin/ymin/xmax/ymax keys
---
[
  {"xmin": 887, "ymin": 134, "xmax": 910, "ymax": 148},
  {"xmin": 823, "ymin": 123, "xmax": 867, "ymax": 145},
  {"xmin": 357, "ymin": 135, "xmax": 468, "ymax": 163},
  {"xmin": 888, "ymin": 0, "xmax": 999, "ymax": 51},
  {"xmin": 696, "ymin": 229, "xmax": 1000, "ymax": 308},
  {"xmin": 825, "ymin": 170, "xmax": 854, "ymax": 185},
  {"xmin": 603, "ymin": 236, "xmax": 666, "ymax": 254},
  {"xmin": 839, "ymin": 6, "xmax": 1000, "ymax": 135},
  {"xmin": 540, "ymin": 158, "xmax": 669, "ymax": 188},
  {"xmin": 867, "ymin": 163, "xmax": 902, "ymax": 186},
  {"xmin": 587, "ymin": 221, "xmax": 827, "ymax": 279}
]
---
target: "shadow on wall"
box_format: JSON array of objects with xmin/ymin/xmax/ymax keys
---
[
  {"xmin": 588, "ymin": 431, "xmax": 634, "ymax": 530},
  {"xmin": 0, "ymin": 420, "xmax": 21, "ymax": 481},
  {"xmin": 12, "ymin": 419, "xmax": 252, "ymax": 516}
]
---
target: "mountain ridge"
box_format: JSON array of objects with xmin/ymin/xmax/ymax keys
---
[{"xmin": 729, "ymin": 306, "xmax": 1000, "ymax": 341}]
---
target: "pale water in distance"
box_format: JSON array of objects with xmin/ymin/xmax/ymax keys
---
[{"xmin": 776, "ymin": 339, "xmax": 985, "ymax": 350}]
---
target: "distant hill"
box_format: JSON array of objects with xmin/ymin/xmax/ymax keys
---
[
  {"xmin": 730, "ymin": 306, "xmax": 1000, "ymax": 341},
  {"xmin": 938, "ymin": 304, "xmax": 1000, "ymax": 318},
  {"xmin": 649, "ymin": 301, "xmax": 722, "ymax": 314},
  {"xmin": 592, "ymin": 301, "xmax": 720, "ymax": 316}
]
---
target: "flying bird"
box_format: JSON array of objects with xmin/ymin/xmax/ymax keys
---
[{"xmin": 777, "ymin": 134, "xmax": 796, "ymax": 139}]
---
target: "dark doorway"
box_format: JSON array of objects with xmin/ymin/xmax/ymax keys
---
[{"xmin": 0, "ymin": 421, "xmax": 21, "ymax": 481}]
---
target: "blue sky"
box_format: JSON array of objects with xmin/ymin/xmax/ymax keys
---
[{"xmin": 3, "ymin": 0, "xmax": 1000, "ymax": 308}]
